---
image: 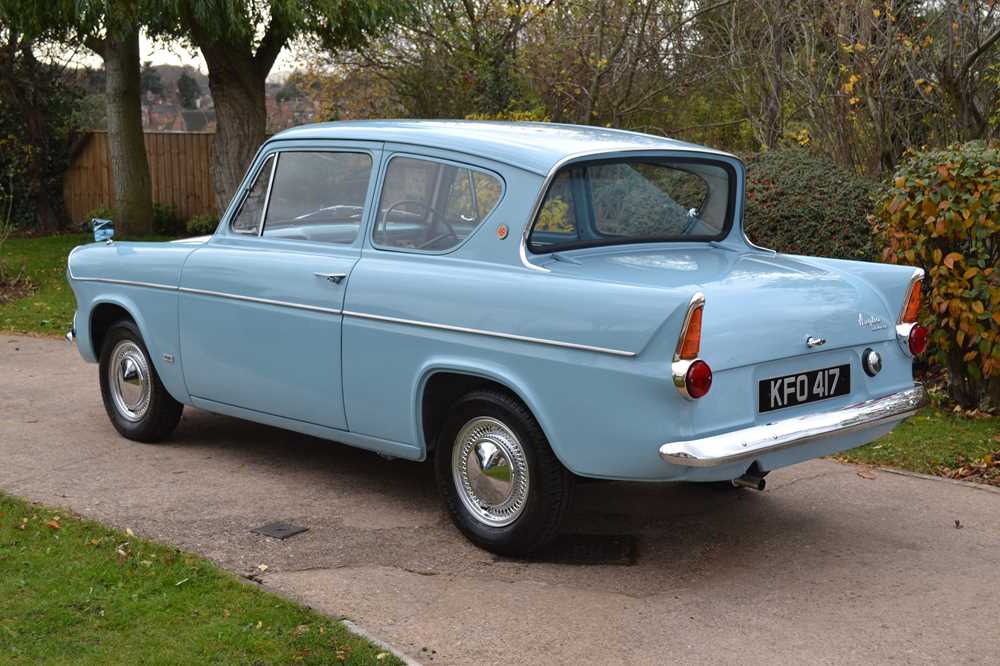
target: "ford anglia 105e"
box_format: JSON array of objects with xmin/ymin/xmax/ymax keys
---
[{"xmin": 67, "ymin": 120, "xmax": 928, "ymax": 555}]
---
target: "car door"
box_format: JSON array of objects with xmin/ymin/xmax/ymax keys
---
[{"xmin": 179, "ymin": 142, "xmax": 382, "ymax": 430}]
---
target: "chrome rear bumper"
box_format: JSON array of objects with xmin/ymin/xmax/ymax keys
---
[{"xmin": 659, "ymin": 384, "xmax": 927, "ymax": 468}]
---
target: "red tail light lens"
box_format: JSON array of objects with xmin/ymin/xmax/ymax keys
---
[
  {"xmin": 685, "ymin": 360, "xmax": 713, "ymax": 399},
  {"xmin": 908, "ymin": 324, "xmax": 929, "ymax": 355}
]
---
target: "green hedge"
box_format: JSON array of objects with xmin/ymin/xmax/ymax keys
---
[{"xmin": 744, "ymin": 149, "xmax": 877, "ymax": 261}]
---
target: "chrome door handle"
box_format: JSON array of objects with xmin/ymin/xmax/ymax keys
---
[
  {"xmin": 806, "ymin": 336, "xmax": 827, "ymax": 348},
  {"xmin": 314, "ymin": 272, "xmax": 347, "ymax": 284}
]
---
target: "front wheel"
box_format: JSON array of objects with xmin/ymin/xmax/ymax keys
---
[
  {"xmin": 434, "ymin": 389, "xmax": 572, "ymax": 556},
  {"xmin": 98, "ymin": 320, "xmax": 183, "ymax": 443}
]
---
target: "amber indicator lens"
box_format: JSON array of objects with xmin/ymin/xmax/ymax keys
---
[
  {"xmin": 685, "ymin": 359, "xmax": 713, "ymax": 399},
  {"xmin": 908, "ymin": 324, "xmax": 929, "ymax": 356},
  {"xmin": 679, "ymin": 305, "xmax": 703, "ymax": 360},
  {"xmin": 902, "ymin": 281, "xmax": 922, "ymax": 323}
]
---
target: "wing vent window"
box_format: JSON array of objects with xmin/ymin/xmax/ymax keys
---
[
  {"xmin": 372, "ymin": 156, "xmax": 503, "ymax": 253},
  {"xmin": 231, "ymin": 155, "xmax": 275, "ymax": 235}
]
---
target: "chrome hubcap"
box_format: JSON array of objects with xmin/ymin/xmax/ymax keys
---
[
  {"xmin": 108, "ymin": 340, "xmax": 151, "ymax": 422},
  {"xmin": 452, "ymin": 417, "xmax": 529, "ymax": 527}
]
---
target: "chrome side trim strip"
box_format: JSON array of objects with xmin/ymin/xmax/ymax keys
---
[
  {"xmin": 342, "ymin": 309, "xmax": 636, "ymax": 357},
  {"xmin": 69, "ymin": 276, "xmax": 178, "ymax": 291},
  {"xmin": 177, "ymin": 286, "xmax": 343, "ymax": 315},
  {"xmin": 68, "ymin": 272, "xmax": 634, "ymax": 357},
  {"xmin": 659, "ymin": 384, "xmax": 927, "ymax": 468}
]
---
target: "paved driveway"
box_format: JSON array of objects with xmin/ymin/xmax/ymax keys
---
[{"xmin": 2, "ymin": 335, "xmax": 999, "ymax": 664}]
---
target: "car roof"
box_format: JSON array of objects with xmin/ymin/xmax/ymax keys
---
[{"xmin": 269, "ymin": 120, "xmax": 733, "ymax": 176}]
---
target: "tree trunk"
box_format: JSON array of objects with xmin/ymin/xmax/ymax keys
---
[
  {"xmin": 202, "ymin": 46, "xmax": 268, "ymax": 214},
  {"xmin": 101, "ymin": 30, "xmax": 153, "ymax": 236}
]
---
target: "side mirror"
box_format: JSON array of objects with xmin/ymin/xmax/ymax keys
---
[{"xmin": 92, "ymin": 218, "xmax": 114, "ymax": 243}]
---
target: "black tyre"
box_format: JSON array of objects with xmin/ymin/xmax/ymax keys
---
[
  {"xmin": 434, "ymin": 388, "xmax": 573, "ymax": 557},
  {"xmin": 98, "ymin": 320, "xmax": 183, "ymax": 443}
]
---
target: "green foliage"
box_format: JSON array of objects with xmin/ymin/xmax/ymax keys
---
[
  {"xmin": 874, "ymin": 141, "xmax": 1000, "ymax": 411},
  {"xmin": 152, "ymin": 202, "xmax": 184, "ymax": 236},
  {"xmin": 176, "ymin": 71, "xmax": 201, "ymax": 109},
  {"xmin": 185, "ymin": 213, "xmax": 218, "ymax": 236},
  {"xmin": 744, "ymin": 149, "xmax": 877, "ymax": 260},
  {"xmin": 140, "ymin": 60, "xmax": 163, "ymax": 96},
  {"xmin": 839, "ymin": 407, "xmax": 1000, "ymax": 482},
  {"xmin": 86, "ymin": 205, "xmax": 116, "ymax": 223},
  {"xmin": 0, "ymin": 493, "xmax": 402, "ymax": 664},
  {"xmin": 0, "ymin": 48, "xmax": 81, "ymax": 231}
]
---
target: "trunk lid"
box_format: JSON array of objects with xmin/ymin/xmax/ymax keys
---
[{"xmin": 541, "ymin": 245, "xmax": 895, "ymax": 369}]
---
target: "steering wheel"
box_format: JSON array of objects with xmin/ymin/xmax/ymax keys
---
[
  {"xmin": 382, "ymin": 199, "xmax": 433, "ymax": 228},
  {"xmin": 418, "ymin": 224, "xmax": 459, "ymax": 250}
]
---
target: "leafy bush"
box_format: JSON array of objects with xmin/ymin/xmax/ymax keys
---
[
  {"xmin": 744, "ymin": 149, "xmax": 877, "ymax": 261},
  {"xmin": 152, "ymin": 203, "xmax": 184, "ymax": 237},
  {"xmin": 874, "ymin": 141, "xmax": 1000, "ymax": 411},
  {"xmin": 85, "ymin": 205, "xmax": 116, "ymax": 224},
  {"xmin": 186, "ymin": 213, "xmax": 218, "ymax": 236}
]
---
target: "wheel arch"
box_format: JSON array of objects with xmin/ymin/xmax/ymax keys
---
[{"xmin": 414, "ymin": 359, "xmax": 568, "ymax": 469}]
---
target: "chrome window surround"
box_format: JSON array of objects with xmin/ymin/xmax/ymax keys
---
[
  {"xmin": 369, "ymin": 152, "xmax": 506, "ymax": 256},
  {"xmin": 230, "ymin": 153, "xmax": 277, "ymax": 236},
  {"xmin": 671, "ymin": 292, "xmax": 706, "ymax": 400},
  {"xmin": 518, "ymin": 148, "xmax": 738, "ymax": 273}
]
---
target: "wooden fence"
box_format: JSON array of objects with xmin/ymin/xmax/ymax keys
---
[{"xmin": 63, "ymin": 131, "xmax": 217, "ymax": 224}]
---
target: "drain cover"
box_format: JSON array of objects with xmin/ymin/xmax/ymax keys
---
[
  {"xmin": 528, "ymin": 533, "xmax": 638, "ymax": 565},
  {"xmin": 253, "ymin": 522, "xmax": 308, "ymax": 540}
]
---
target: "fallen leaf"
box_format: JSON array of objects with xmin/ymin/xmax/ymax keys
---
[
  {"xmin": 257, "ymin": 564, "xmax": 269, "ymax": 572},
  {"xmin": 125, "ymin": 528, "xmax": 135, "ymax": 537},
  {"xmin": 46, "ymin": 519, "xmax": 61, "ymax": 530},
  {"xmin": 954, "ymin": 519, "xmax": 963, "ymax": 529},
  {"xmin": 857, "ymin": 469, "xmax": 877, "ymax": 480}
]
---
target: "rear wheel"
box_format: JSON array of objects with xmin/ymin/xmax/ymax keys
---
[
  {"xmin": 98, "ymin": 320, "xmax": 183, "ymax": 442},
  {"xmin": 434, "ymin": 389, "xmax": 572, "ymax": 556}
]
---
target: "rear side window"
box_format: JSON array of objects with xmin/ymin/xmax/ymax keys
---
[
  {"xmin": 231, "ymin": 155, "xmax": 275, "ymax": 234},
  {"xmin": 372, "ymin": 156, "xmax": 503, "ymax": 253},
  {"xmin": 262, "ymin": 152, "xmax": 373, "ymax": 245}
]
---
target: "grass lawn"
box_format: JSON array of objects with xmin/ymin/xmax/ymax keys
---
[
  {"xmin": 840, "ymin": 407, "xmax": 1000, "ymax": 483},
  {"xmin": 0, "ymin": 493, "xmax": 401, "ymax": 665},
  {"xmin": 1, "ymin": 233, "xmax": 95, "ymax": 336}
]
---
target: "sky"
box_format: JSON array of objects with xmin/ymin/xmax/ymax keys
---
[{"xmin": 69, "ymin": 33, "xmax": 297, "ymax": 81}]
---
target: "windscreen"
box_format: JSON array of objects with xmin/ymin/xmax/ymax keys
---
[{"xmin": 528, "ymin": 158, "xmax": 733, "ymax": 252}]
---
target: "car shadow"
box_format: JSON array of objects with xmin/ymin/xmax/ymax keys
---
[{"xmin": 163, "ymin": 408, "xmax": 889, "ymax": 597}]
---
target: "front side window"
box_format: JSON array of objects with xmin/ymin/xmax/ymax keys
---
[
  {"xmin": 528, "ymin": 158, "xmax": 733, "ymax": 253},
  {"xmin": 231, "ymin": 155, "xmax": 275, "ymax": 234},
  {"xmin": 373, "ymin": 156, "xmax": 503, "ymax": 252},
  {"xmin": 262, "ymin": 152, "xmax": 373, "ymax": 244}
]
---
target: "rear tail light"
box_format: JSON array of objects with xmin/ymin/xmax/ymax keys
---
[
  {"xmin": 907, "ymin": 324, "xmax": 929, "ymax": 355},
  {"xmin": 896, "ymin": 270, "xmax": 927, "ymax": 357},
  {"xmin": 673, "ymin": 293, "xmax": 712, "ymax": 399},
  {"xmin": 684, "ymin": 359, "xmax": 713, "ymax": 398}
]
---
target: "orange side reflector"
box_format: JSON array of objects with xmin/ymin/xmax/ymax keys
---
[
  {"xmin": 902, "ymin": 281, "xmax": 921, "ymax": 323},
  {"xmin": 679, "ymin": 305, "xmax": 703, "ymax": 360}
]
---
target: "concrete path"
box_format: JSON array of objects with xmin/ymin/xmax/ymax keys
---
[{"xmin": 2, "ymin": 334, "xmax": 999, "ymax": 665}]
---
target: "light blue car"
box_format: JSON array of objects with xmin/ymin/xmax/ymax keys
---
[{"xmin": 67, "ymin": 121, "xmax": 928, "ymax": 555}]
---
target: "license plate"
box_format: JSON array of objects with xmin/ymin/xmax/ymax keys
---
[{"xmin": 758, "ymin": 364, "xmax": 851, "ymax": 413}]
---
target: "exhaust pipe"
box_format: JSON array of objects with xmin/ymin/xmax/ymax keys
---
[{"xmin": 732, "ymin": 473, "xmax": 766, "ymax": 491}]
